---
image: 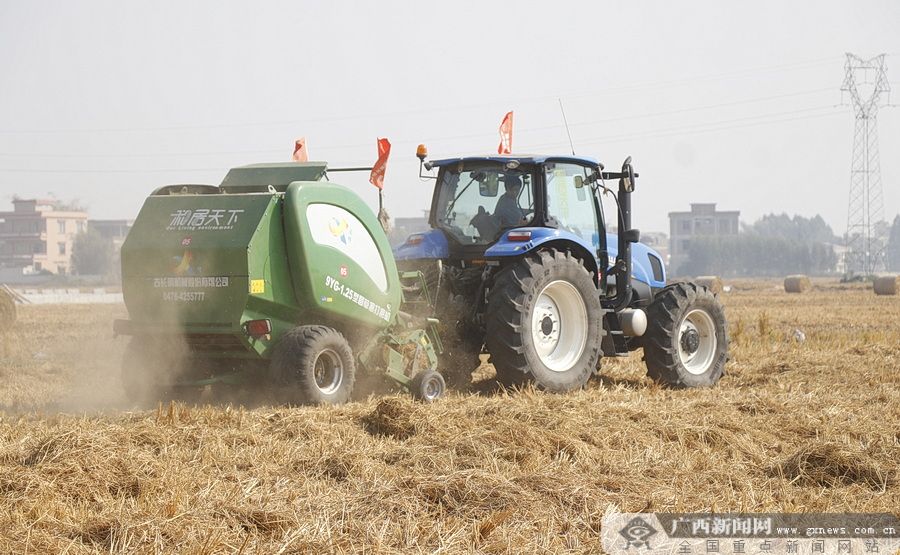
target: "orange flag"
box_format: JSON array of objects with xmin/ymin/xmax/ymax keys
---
[
  {"xmin": 369, "ymin": 137, "xmax": 391, "ymax": 190},
  {"xmin": 497, "ymin": 111, "xmax": 513, "ymax": 154},
  {"xmin": 292, "ymin": 138, "xmax": 308, "ymax": 162}
]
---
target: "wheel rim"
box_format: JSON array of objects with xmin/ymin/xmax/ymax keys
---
[
  {"xmin": 531, "ymin": 280, "xmax": 589, "ymax": 372},
  {"xmin": 677, "ymin": 308, "xmax": 718, "ymax": 375},
  {"xmin": 421, "ymin": 375, "xmax": 443, "ymax": 401},
  {"xmin": 313, "ymin": 349, "xmax": 343, "ymax": 395}
]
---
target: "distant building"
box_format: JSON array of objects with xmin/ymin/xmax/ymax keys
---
[
  {"xmin": 0, "ymin": 198, "xmax": 88, "ymax": 275},
  {"xmin": 668, "ymin": 203, "xmax": 740, "ymax": 274},
  {"xmin": 89, "ymin": 219, "xmax": 133, "ymax": 249}
]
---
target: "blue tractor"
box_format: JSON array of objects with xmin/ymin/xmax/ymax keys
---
[{"xmin": 395, "ymin": 148, "xmax": 728, "ymax": 391}]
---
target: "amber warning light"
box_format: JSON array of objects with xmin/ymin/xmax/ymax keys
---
[{"xmin": 416, "ymin": 144, "xmax": 428, "ymax": 161}]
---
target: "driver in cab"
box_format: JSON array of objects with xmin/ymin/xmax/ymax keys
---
[{"xmin": 494, "ymin": 174, "xmax": 529, "ymax": 229}]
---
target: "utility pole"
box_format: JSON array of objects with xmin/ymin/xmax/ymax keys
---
[{"xmin": 841, "ymin": 53, "xmax": 891, "ymax": 276}]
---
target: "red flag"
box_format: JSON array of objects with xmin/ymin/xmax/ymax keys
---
[
  {"xmin": 369, "ymin": 137, "xmax": 391, "ymax": 190},
  {"xmin": 497, "ymin": 111, "xmax": 513, "ymax": 154},
  {"xmin": 292, "ymin": 137, "xmax": 308, "ymax": 162}
]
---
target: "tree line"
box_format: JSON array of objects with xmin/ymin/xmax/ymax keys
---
[
  {"xmin": 680, "ymin": 213, "xmax": 900, "ymax": 277},
  {"xmin": 678, "ymin": 213, "xmax": 839, "ymax": 277},
  {"xmin": 62, "ymin": 213, "xmax": 900, "ymax": 278}
]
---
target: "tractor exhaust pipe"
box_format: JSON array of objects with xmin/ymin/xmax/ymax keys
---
[{"xmin": 607, "ymin": 157, "xmax": 639, "ymax": 311}]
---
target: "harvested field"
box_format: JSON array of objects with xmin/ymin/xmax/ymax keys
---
[{"xmin": 0, "ymin": 280, "xmax": 898, "ymax": 553}]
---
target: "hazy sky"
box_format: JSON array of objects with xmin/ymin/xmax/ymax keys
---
[{"xmin": 0, "ymin": 1, "xmax": 898, "ymax": 235}]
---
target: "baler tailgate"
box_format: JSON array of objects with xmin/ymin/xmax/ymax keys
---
[{"xmin": 121, "ymin": 193, "xmax": 274, "ymax": 326}]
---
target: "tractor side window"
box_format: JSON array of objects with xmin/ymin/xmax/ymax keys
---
[
  {"xmin": 545, "ymin": 163, "xmax": 599, "ymax": 249},
  {"xmin": 435, "ymin": 167, "xmax": 534, "ymax": 245}
]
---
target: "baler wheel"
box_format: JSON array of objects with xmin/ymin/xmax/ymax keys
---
[
  {"xmin": 270, "ymin": 325, "xmax": 356, "ymax": 405},
  {"xmin": 410, "ymin": 370, "xmax": 446, "ymax": 402}
]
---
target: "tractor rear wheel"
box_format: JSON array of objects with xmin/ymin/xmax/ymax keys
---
[
  {"xmin": 485, "ymin": 250, "xmax": 603, "ymax": 392},
  {"xmin": 270, "ymin": 325, "xmax": 356, "ymax": 405},
  {"xmin": 642, "ymin": 282, "xmax": 728, "ymax": 387}
]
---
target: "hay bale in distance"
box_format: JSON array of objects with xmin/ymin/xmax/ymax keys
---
[
  {"xmin": 0, "ymin": 287, "xmax": 16, "ymax": 332},
  {"xmin": 695, "ymin": 276, "xmax": 724, "ymax": 294},
  {"xmin": 873, "ymin": 274, "xmax": 899, "ymax": 296},
  {"xmin": 784, "ymin": 275, "xmax": 811, "ymax": 294}
]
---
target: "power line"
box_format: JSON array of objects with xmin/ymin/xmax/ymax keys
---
[
  {"xmin": 523, "ymin": 87, "xmax": 834, "ymax": 133},
  {"xmin": 529, "ymin": 105, "xmax": 843, "ymax": 149},
  {"xmin": 0, "ymin": 107, "xmax": 844, "ymax": 174},
  {"xmin": 0, "ymin": 57, "xmax": 842, "ymax": 135},
  {"xmin": 0, "ymin": 87, "xmax": 836, "ymax": 160},
  {"xmin": 558, "ymin": 56, "xmax": 840, "ymax": 102}
]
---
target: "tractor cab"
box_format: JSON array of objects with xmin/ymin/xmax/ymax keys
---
[
  {"xmin": 420, "ymin": 155, "xmax": 604, "ymax": 256},
  {"xmin": 395, "ymin": 154, "xmax": 619, "ymax": 293}
]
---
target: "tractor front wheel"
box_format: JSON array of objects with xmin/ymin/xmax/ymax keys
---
[
  {"xmin": 270, "ymin": 325, "xmax": 356, "ymax": 405},
  {"xmin": 485, "ymin": 250, "xmax": 603, "ymax": 392},
  {"xmin": 641, "ymin": 282, "xmax": 728, "ymax": 387}
]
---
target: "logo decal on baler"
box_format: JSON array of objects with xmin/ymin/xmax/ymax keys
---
[
  {"xmin": 306, "ymin": 204, "xmax": 389, "ymax": 292},
  {"xmin": 328, "ymin": 217, "xmax": 352, "ymax": 245},
  {"xmin": 172, "ymin": 250, "xmax": 195, "ymax": 276},
  {"xmin": 167, "ymin": 209, "xmax": 244, "ymax": 231}
]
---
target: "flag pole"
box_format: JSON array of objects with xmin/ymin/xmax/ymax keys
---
[
  {"xmin": 370, "ymin": 137, "xmax": 392, "ymax": 233},
  {"xmin": 377, "ymin": 189, "xmax": 390, "ymax": 233}
]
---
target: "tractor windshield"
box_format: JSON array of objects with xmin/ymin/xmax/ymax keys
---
[
  {"xmin": 434, "ymin": 164, "xmax": 535, "ymax": 245},
  {"xmin": 544, "ymin": 162, "xmax": 601, "ymax": 250}
]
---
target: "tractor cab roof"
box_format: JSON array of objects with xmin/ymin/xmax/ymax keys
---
[{"xmin": 429, "ymin": 154, "xmax": 600, "ymax": 168}]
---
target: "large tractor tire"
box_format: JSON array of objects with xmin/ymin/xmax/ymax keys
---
[
  {"xmin": 485, "ymin": 249, "xmax": 603, "ymax": 392},
  {"xmin": 270, "ymin": 325, "xmax": 356, "ymax": 405},
  {"xmin": 642, "ymin": 282, "xmax": 728, "ymax": 387}
]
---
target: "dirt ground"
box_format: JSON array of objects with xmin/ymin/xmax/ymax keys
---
[{"xmin": 0, "ymin": 280, "xmax": 897, "ymax": 553}]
